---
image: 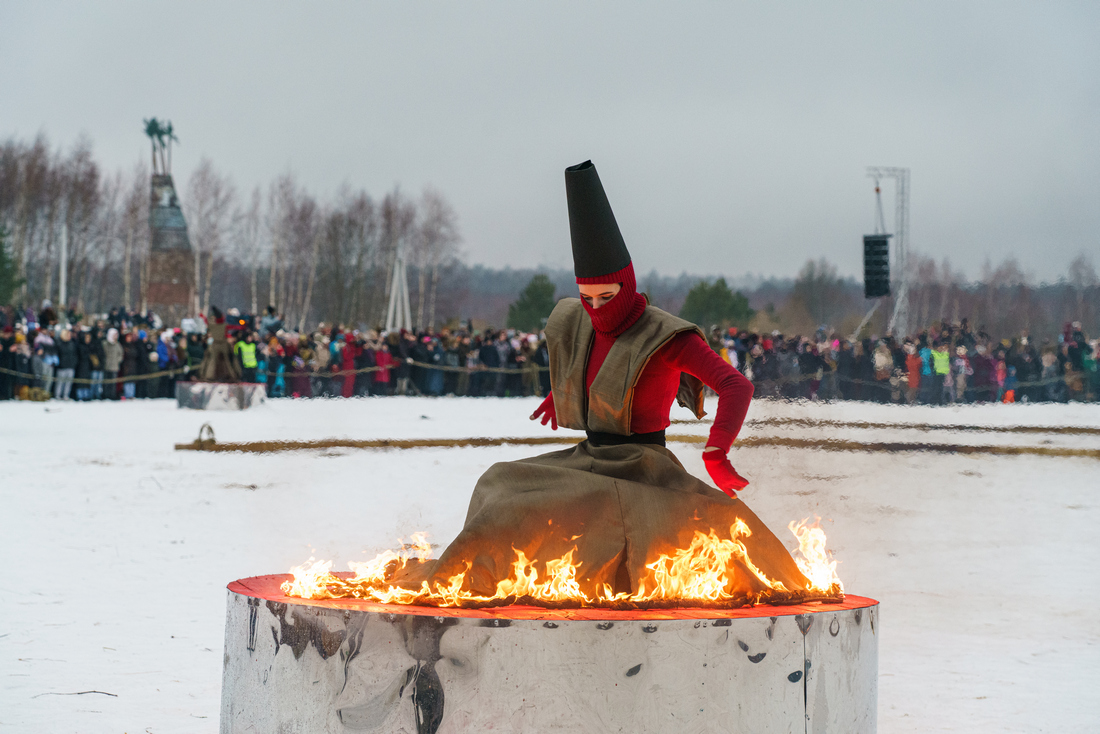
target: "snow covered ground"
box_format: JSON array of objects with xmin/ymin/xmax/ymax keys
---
[{"xmin": 1, "ymin": 396, "xmax": 1098, "ymax": 733}]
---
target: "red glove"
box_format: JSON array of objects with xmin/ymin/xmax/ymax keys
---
[
  {"xmin": 703, "ymin": 447, "xmax": 749, "ymax": 496},
  {"xmin": 530, "ymin": 393, "xmax": 558, "ymax": 430}
]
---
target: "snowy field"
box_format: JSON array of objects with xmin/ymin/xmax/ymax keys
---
[{"xmin": 2, "ymin": 396, "xmax": 1098, "ymax": 733}]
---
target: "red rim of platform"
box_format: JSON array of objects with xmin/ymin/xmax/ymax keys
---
[{"xmin": 229, "ymin": 574, "xmax": 877, "ymax": 621}]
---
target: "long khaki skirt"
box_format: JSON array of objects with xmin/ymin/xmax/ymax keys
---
[{"xmin": 401, "ymin": 441, "xmax": 811, "ymax": 601}]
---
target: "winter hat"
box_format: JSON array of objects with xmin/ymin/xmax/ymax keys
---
[{"xmin": 564, "ymin": 160, "xmax": 646, "ymax": 336}]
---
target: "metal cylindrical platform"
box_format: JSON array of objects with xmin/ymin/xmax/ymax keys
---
[{"xmin": 221, "ymin": 575, "xmax": 877, "ymax": 733}]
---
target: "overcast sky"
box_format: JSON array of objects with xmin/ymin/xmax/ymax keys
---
[{"xmin": 2, "ymin": 2, "xmax": 1097, "ymax": 282}]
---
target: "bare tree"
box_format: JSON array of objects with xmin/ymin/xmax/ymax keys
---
[
  {"xmin": 233, "ymin": 186, "xmax": 264, "ymax": 315},
  {"xmin": 1067, "ymin": 253, "xmax": 1098, "ymax": 322},
  {"xmin": 343, "ymin": 191, "xmax": 379, "ymax": 326},
  {"xmin": 185, "ymin": 159, "xmax": 236, "ymax": 315},
  {"xmin": 0, "ymin": 135, "xmax": 51, "ymax": 303},
  {"xmin": 63, "ymin": 137, "xmax": 103, "ymax": 313},
  {"xmin": 264, "ymin": 174, "xmax": 320, "ymax": 328},
  {"xmin": 415, "ymin": 187, "xmax": 461, "ymax": 330},
  {"xmin": 89, "ymin": 170, "xmax": 124, "ymax": 313},
  {"xmin": 121, "ymin": 162, "xmax": 148, "ymax": 310},
  {"xmin": 266, "ymin": 174, "xmax": 299, "ymax": 316}
]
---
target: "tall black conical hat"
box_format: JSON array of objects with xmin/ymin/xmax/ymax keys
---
[{"xmin": 565, "ymin": 160, "xmax": 632, "ymax": 280}]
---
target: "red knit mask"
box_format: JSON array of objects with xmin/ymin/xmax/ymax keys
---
[{"xmin": 578, "ymin": 263, "xmax": 647, "ymax": 337}]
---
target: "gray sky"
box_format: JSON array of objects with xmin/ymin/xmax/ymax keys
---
[{"xmin": 2, "ymin": 2, "xmax": 1097, "ymax": 282}]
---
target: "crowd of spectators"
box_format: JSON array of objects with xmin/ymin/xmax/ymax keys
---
[
  {"xmin": 721, "ymin": 318, "xmax": 1099, "ymax": 405},
  {"xmin": 1, "ymin": 301, "xmax": 1097, "ymax": 405}
]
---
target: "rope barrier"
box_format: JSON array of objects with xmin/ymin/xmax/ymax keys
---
[
  {"xmin": 0, "ymin": 359, "xmax": 549, "ymax": 386},
  {"xmin": 672, "ymin": 416, "xmax": 1100, "ymax": 437},
  {"xmin": 0, "ymin": 360, "xmax": 1092, "ymax": 392}
]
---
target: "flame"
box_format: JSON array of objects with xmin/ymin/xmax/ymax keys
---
[
  {"xmin": 281, "ymin": 520, "xmax": 843, "ymax": 608},
  {"xmin": 281, "ymin": 557, "xmax": 335, "ymax": 599},
  {"xmin": 788, "ymin": 517, "xmax": 843, "ymax": 594}
]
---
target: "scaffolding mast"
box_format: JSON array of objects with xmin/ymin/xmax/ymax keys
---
[
  {"xmin": 384, "ymin": 248, "xmax": 413, "ymax": 333},
  {"xmin": 866, "ymin": 166, "xmax": 910, "ymax": 336}
]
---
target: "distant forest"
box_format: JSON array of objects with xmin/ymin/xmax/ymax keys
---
[{"xmin": 1, "ymin": 133, "xmax": 1097, "ymax": 340}]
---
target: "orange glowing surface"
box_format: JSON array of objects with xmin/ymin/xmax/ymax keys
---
[{"xmin": 230, "ymin": 574, "xmax": 876, "ymax": 621}]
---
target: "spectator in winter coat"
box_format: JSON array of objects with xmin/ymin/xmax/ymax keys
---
[
  {"xmin": 38, "ymin": 300, "xmax": 58, "ymax": 329},
  {"xmin": 311, "ymin": 334, "xmax": 331, "ymax": 397},
  {"xmin": 426, "ymin": 339, "xmax": 446, "ymax": 396},
  {"xmin": 1012, "ymin": 342, "xmax": 1040, "ymax": 403},
  {"xmin": 1002, "ymin": 365, "xmax": 1019, "ymax": 403},
  {"xmin": 290, "ymin": 336, "xmax": 313, "ymax": 398},
  {"xmin": 835, "ymin": 341, "xmax": 856, "ymax": 399},
  {"xmin": 260, "ymin": 306, "xmax": 283, "ymax": 339},
  {"xmin": 33, "ymin": 330, "xmax": 58, "ymax": 389},
  {"xmin": 477, "ymin": 332, "xmax": 501, "ymax": 397},
  {"xmin": 0, "ymin": 329, "xmax": 14, "ymax": 400},
  {"xmin": 75, "ymin": 331, "xmax": 99, "ymax": 400},
  {"xmin": 150, "ymin": 331, "xmax": 173, "ymax": 398},
  {"xmin": 1040, "ymin": 351, "xmax": 1067, "ymax": 403},
  {"xmin": 534, "ymin": 338, "xmax": 551, "ymax": 397},
  {"xmin": 373, "ymin": 343, "xmax": 394, "ymax": 395},
  {"xmin": 102, "ymin": 329, "xmax": 123, "ymax": 399},
  {"xmin": 952, "ymin": 345, "xmax": 973, "ymax": 403},
  {"xmin": 10, "ymin": 333, "xmax": 33, "ymax": 396},
  {"xmin": 872, "ymin": 342, "xmax": 893, "ymax": 403},
  {"xmin": 797, "ymin": 344, "xmax": 820, "ymax": 399},
  {"xmin": 185, "ymin": 334, "xmax": 205, "ymax": 374},
  {"xmin": 930, "ymin": 342, "xmax": 951, "ymax": 404},
  {"xmin": 340, "ymin": 335, "xmax": 359, "ymax": 398},
  {"xmin": 904, "ymin": 342, "xmax": 921, "ymax": 404},
  {"xmin": 856, "ymin": 339, "xmax": 876, "ymax": 401},
  {"xmin": 1087, "ymin": 340, "xmax": 1100, "ymax": 400},
  {"xmin": 121, "ymin": 333, "xmax": 142, "ymax": 399},
  {"xmin": 88, "ymin": 329, "xmax": 106, "ymax": 399},
  {"xmin": 970, "ymin": 344, "xmax": 996, "ymax": 403},
  {"xmin": 55, "ymin": 329, "xmax": 78, "ymax": 400},
  {"xmin": 353, "ymin": 337, "xmax": 374, "ymax": 397}
]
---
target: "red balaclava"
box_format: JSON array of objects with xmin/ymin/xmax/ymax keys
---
[
  {"xmin": 566, "ymin": 160, "xmax": 646, "ymax": 337},
  {"xmin": 577, "ymin": 263, "xmax": 646, "ymax": 337}
]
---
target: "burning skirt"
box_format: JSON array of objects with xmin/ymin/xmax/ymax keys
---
[{"xmin": 385, "ymin": 441, "xmax": 827, "ymax": 607}]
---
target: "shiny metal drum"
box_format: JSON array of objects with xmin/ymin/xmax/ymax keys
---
[{"xmin": 220, "ymin": 575, "xmax": 877, "ymax": 733}]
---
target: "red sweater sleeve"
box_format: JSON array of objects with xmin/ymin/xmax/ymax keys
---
[{"xmin": 662, "ymin": 333, "xmax": 754, "ymax": 452}]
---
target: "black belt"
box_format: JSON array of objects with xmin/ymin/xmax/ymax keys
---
[{"xmin": 585, "ymin": 429, "xmax": 666, "ymax": 447}]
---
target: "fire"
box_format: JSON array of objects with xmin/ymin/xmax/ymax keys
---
[
  {"xmin": 281, "ymin": 521, "xmax": 843, "ymax": 608},
  {"xmin": 789, "ymin": 517, "xmax": 843, "ymax": 594}
]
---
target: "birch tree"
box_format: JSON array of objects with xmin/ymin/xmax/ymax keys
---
[
  {"xmin": 234, "ymin": 186, "xmax": 264, "ymax": 315},
  {"xmin": 185, "ymin": 159, "xmax": 236, "ymax": 315},
  {"xmin": 415, "ymin": 188, "xmax": 460, "ymax": 331},
  {"xmin": 121, "ymin": 162, "xmax": 148, "ymax": 310}
]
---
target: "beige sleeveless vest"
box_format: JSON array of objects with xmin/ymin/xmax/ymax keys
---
[{"xmin": 544, "ymin": 298, "xmax": 707, "ymax": 435}]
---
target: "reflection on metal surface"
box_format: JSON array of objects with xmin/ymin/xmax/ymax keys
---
[
  {"xmin": 176, "ymin": 382, "xmax": 266, "ymax": 410},
  {"xmin": 220, "ymin": 575, "xmax": 877, "ymax": 733}
]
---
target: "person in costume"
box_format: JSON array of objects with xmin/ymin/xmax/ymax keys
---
[
  {"xmin": 197, "ymin": 306, "xmax": 242, "ymax": 383},
  {"xmin": 406, "ymin": 160, "xmax": 814, "ymax": 602}
]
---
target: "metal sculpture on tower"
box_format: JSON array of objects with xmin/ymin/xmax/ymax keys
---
[{"xmin": 144, "ymin": 118, "xmax": 194, "ymax": 325}]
